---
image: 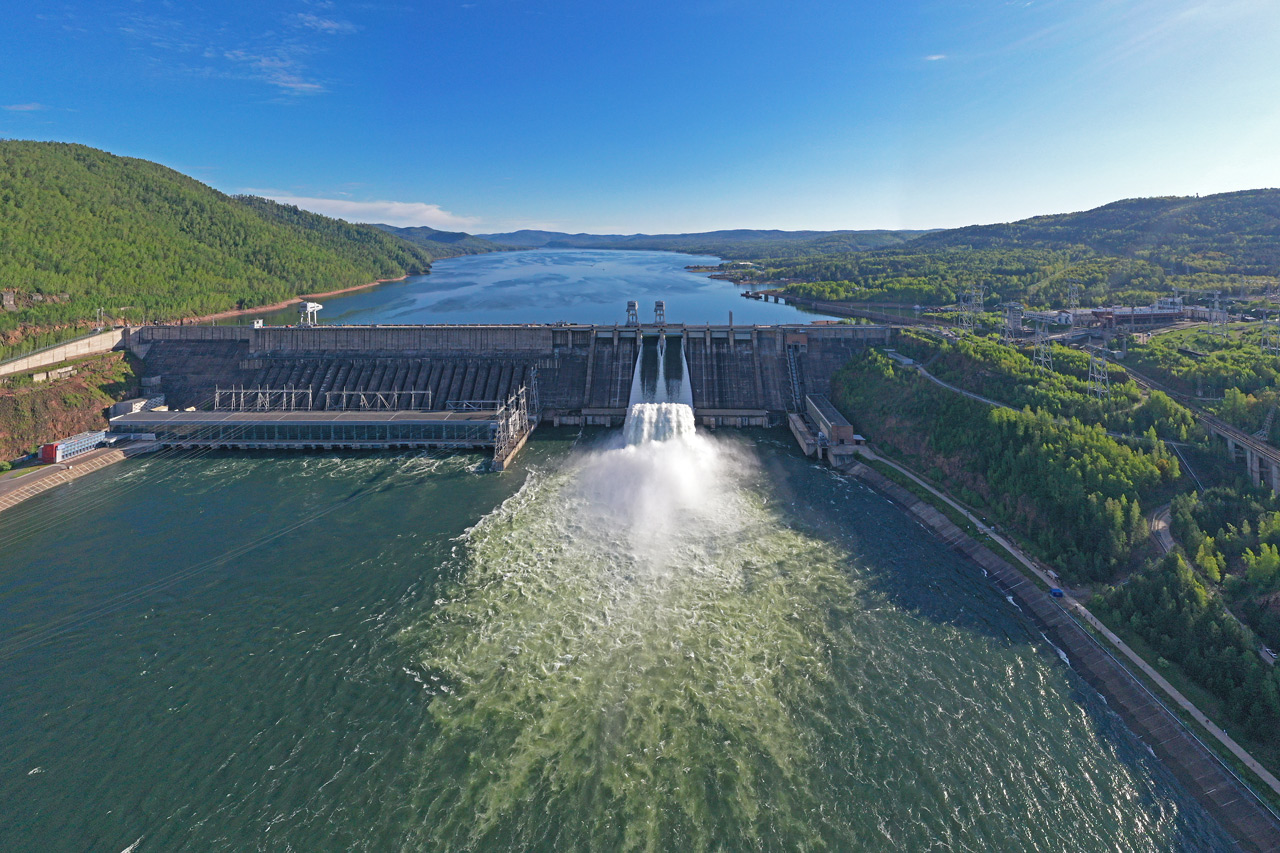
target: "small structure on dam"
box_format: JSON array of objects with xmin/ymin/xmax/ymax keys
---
[{"xmin": 110, "ymin": 315, "xmax": 889, "ymax": 464}]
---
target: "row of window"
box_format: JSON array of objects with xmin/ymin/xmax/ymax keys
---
[{"xmin": 115, "ymin": 423, "xmax": 495, "ymax": 443}]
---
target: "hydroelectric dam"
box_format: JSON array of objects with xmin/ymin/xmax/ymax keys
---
[{"xmin": 108, "ymin": 314, "xmax": 890, "ymax": 467}]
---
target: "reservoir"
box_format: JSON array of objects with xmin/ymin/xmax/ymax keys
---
[
  {"xmin": 240, "ymin": 248, "xmax": 816, "ymax": 327},
  {"xmin": 0, "ymin": 251, "xmax": 1238, "ymax": 850}
]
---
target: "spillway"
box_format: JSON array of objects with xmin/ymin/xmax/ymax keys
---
[
  {"xmin": 117, "ymin": 321, "xmax": 889, "ymax": 427},
  {"xmin": 623, "ymin": 330, "xmax": 697, "ymax": 444}
]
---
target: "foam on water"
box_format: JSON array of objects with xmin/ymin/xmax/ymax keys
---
[{"xmin": 393, "ymin": 420, "xmax": 1222, "ymax": 851}]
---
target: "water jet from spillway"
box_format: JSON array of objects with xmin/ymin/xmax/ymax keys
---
[{"xmin": 623, "ymin": 331, "xmax": 695, "ymax": 445}]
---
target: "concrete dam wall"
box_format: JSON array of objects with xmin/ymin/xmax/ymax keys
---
[{"xmin": 127, "ymin": 323, "xmax": 890, "ymax": 424}]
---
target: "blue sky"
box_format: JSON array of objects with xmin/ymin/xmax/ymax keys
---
[{"xmin": 3, "ymin": 0, "xmax": 1278, "ymax": 233}]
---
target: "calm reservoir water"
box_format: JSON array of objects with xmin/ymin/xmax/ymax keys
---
[
  {"xmin": 0, "ymin": 251, "xmax": 1237, "ymax": 851},
  {"xmin": 241, "ymin": 249, "xmax": 819, "ymax": 327}
]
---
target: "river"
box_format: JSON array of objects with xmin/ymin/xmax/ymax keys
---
[{"xmin": 0, "ymin": 250, "xmax": 1236, "ymax": 851}]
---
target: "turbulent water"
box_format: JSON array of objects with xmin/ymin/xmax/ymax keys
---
[
  {"xmin": 0, "ymin": 435, "xmax": 1236, "ymax": 851},
  {"xmin": 393, "ymin": 423, "xmax": 1232, "ymax": 851}
]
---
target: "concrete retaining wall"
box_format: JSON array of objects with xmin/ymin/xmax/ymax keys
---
[{"xmin": 0, "ymin": 329, "xmax": 124, "ymax": 378}]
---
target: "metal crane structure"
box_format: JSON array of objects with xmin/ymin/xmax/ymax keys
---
[{"xmin": 298, "ymin": 301, "xmax": 324, "ymax": 327}]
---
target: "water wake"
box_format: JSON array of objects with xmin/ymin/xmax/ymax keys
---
[{"xmin": 392, "ymin": 342, "xmax": 1209, "ymax": 852}]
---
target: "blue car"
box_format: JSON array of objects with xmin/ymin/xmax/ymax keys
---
[{"xmin": 1050, "ymin": 588, "xmax": 1065, "ymax": 598}]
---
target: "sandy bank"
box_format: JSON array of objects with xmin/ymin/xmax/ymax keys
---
[{"xmin": 186, "ymin": 274, "xmax": 412, "ymax": 324}]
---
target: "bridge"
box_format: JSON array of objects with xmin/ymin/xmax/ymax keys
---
[{"xmin": 1120, "ymin": 363, "xmax": 1280, "ymax": 493}]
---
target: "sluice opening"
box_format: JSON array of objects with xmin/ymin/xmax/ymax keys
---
[{"xmin": 625, "ymin": 330, "xmax": 696, "ymax": 444}]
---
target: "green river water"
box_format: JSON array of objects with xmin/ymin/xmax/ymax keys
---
[{"xmin": 0, "ymin": 431, "xmax": 1235, "ymax": 851}]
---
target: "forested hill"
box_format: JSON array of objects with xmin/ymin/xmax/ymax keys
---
[
  {"xmin": 476, "ymin": 228, "xmax": 932, "ymax": 259},
  {"xmin": 374, "ymin": 224, "xmax": 506, "ymax": 255},
  {"xmin": 748, "ymin": 189, "xmax": 1280, "ymax": 308},
  {"xmin": 0, "ymin": 141, "xmax": 450, "ymax": 355},
  {"xmin": 908, "ymin": 189, "xmax": 1280, "ymax": 275}
]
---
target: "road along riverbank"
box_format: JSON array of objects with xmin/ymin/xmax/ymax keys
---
[
  {"xmin": 0, "ymin": 443, "xmax": 159, "ymax": 516},
  {"xmin": 847, "ymin": 457, "xmax": 1280, "ymax": 853}
]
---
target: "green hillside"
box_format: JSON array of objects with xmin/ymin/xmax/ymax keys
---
[
  {"xmin": 374, "ymin": 223, "xmax": 507, "ymax": 255},
  {"xmin": 745, "ymin": 189, "xmax": 1280, "ymax": 308},
  {"xmin": 0, "ymin": 141, "xmax": 447, "ymax": 357},
  {"xmin": 910, "ymin": 189, "xmax": 1280, "ymax": 275}
]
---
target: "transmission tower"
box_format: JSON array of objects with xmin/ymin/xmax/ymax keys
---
[
  {"xmin": 1088, "ymin": 347, "xmax": 1111, "ymax": 400},
  {"xmin": 958, "ymin": 290, "xmax": 975, "ymax": 335},
  {"xmin": 1209, "ymin": 290, "xmax": 1228, "ymax": 338},
  {"xmin": 1059, "ymin": 279, "xmax": 1080, "ymax": 308},
  {"xmin": 1262, "ymin": 310, "xmax": 1280, "ymax": 356},
  {"xmin": 1033, "ymin": 320, "xmax": 1053, "ymax": 372},
  {"xmin": 1000, "ymin": 302, "xmax": 1024, "ymax": 345},
  {"xmin": 1066, "ymin": 278, "xmax": 1082, "ymax": 321},
  {"xmin": 957, "ymin": 286, "xmax": 985, "ymax": 336}
]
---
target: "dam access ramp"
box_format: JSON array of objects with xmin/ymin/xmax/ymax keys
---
[{"xmin": 112, "ymin": 321, "xmax": 889, "ymax": 461}]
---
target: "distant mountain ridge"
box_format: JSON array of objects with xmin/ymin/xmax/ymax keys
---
[
  {"xmin": 474, "ymin": 228, "xmax": 934, "ymax": 259},
  {"xmin": 372, "ymin": 224, "xmax": 507, "ymax": 255},
  {"xmin": 760, "ymin": 188, "xmax": 1280, "ymax": 309},
  {"xmin": 908, "ymin": 189, "xmax": 1280, "ymax": 273}
]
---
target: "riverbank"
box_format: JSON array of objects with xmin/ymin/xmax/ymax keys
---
[
  {"xmin": 187, "ymin": 274, "xmax": 412, "ymax": 324},
  {"xmin": 0, "ymin": 442, "xmax": 159, "ymax": 516},
  {"xmin": 845, "ymin": 449, "xmax": 1280, "ymax": 852}
]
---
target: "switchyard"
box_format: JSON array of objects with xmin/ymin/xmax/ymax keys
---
[{"xmin": 110, "ymin": 317, "xmax": 889, "ymax": 467}]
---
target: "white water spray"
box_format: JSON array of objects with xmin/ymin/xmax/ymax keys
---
[
  {"xmin": 622, "ymin": 402, "xmax": 696, "ymax": 444},
  {"xmin": 623, "ymin": 331, "xmax": 696, "ymax": 445}
]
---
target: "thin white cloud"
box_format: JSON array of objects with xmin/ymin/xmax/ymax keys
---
[
  {"xmin": 112, "ymin": 7, "xmax": 357, "ymax": 97},
  {"xmin": 253, "ymin": 192, "xmax": 481, "ymax": 230},
  {"xmin": 223, "ymin": 49, "xmax": 327, "ymax": 94},
  {"xmin": 293, "ymin": 13, "xmax": 358, "ymax": 34},
  {"xmin": 2, "ymin": 103, "xmax": 49, "ymax": 111},
  {"xmin": 924, "ymin": 54, "xmax": 947, "ymax": 61}
]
